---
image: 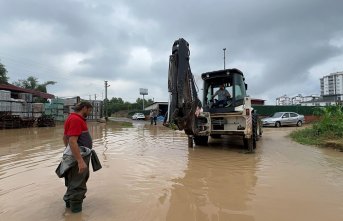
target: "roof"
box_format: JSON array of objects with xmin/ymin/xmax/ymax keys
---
[
  {"xmin": 251, "ymin": 98, "xmax": 266, "ymax": 102},
  {"xmin": 0, "ymin": 84, "xmax": 55, "ymax": 99},
  {"xmin": 144, "ymin": 102, "xmax": 168, "ymax": 110},
  {"xmin": 201, "ymin": 68, "xmax": 244, "ymax": 80}
]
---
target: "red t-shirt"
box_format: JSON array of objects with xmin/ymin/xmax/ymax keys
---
[
  {"xmin": 64, "ymin": 113, "xmax": 87, "ymax": 136},
  {"xmin": 64, "ymin": 113, "xmax": 93, "ymax": 148}
]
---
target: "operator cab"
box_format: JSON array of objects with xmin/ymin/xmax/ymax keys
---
[{"xmin": 202, "ymin": 68, "xmax": 247, "ymax": 113}]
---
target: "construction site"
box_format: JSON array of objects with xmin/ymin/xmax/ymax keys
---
[{"xmin": 0, "ymin": 84, "xmax": 103, "ymax": 129}]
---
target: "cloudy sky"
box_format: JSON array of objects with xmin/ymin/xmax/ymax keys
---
[{"xmin": 1, "ymin": 0, "xmax": 343, "ymax": 104}]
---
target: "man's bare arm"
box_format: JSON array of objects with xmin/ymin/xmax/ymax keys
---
[
  {"xmin": 63, "ymin": 135, "xmax": 68, "ymax": 147},
  {"xmin": 69, "ymin": 136, "xmax": 87, "ymax": 173}
]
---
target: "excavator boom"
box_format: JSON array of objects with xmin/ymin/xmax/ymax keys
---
[{"xmin": 166, "ymin": 38, "xmax": 201, "ymax": 135}]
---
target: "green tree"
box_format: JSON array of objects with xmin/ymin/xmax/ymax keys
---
[
  {"xmin": 0, "ymin": 61, "xmax": 9, "ymax": 84},
  {"xmin": 13, "ymin": 76, "xmax": 56, "ymax": 102},
  {"xmin": 13, "ymin": 76, "xmax": 56, "ymax": 92}
]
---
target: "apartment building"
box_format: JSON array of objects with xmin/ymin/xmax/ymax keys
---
[{"xmin": 320, "ymin": 71, "xmax": 343, "ymax": 101}]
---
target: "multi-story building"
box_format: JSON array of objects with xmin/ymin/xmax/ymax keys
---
[
  {"xmin": 276, "ymin": 95, "xmax": 292, "ymax": 105},
  {"xmin": 277, "ymin": 94, "xmax": 320, "ymax": 106},
  {"xmin": 320, "ymin": 71, "xmax": 343, "ymax": 101}
]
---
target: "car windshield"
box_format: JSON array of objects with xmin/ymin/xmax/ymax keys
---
[{"xmin": 271, "ymin": 112, "xmax": 283, "ymax": 118}]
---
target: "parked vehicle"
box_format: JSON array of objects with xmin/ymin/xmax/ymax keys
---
[
  {"xmin": 262, "ymin": 112, "xmax": 304, "ymax": 127},
  {"xmin": 132, "ymin": 113, "xmax": 145, "ymax": 120}
]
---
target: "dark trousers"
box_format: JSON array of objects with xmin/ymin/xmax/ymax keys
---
[
  {"xmin": 214, "ymin": 100, "xmax": 227, "ymax": 107},
  {"xmin": 151, "ymin": 117, "xmax": 157, "ymax": 125},
  {"xmin": 63, "ymin": 155, "xmax": 90, "ymax": 206}
]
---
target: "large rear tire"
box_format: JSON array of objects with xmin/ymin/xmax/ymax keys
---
[
  {"xmin": 244, "ymin": 114, "xmax": 257, "ymax": 152},
  {"xmin": 243, "ymin": 138, "xmax": 255, "ymax": 152},
  {"xmin": 194, "ymin": 136, "xmax": 208, "ymax": 146},
  {"xmin": 210, "ymin": 134, "xmax": 221, "ymax": 139},
  {"xmin": 253, "ymin": 113, "xmax": 260, "ymax": 142}
]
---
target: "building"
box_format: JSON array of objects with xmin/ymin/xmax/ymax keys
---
[
  {"xmin": 320, "ymin": 71, "xmax": 343, "ymax": 101},
  {"xmin": 276, "ymin": 95, "xmax": 292, "ymax": 106},
  {"xmin": 300, "ymin": 96, "xmax": 336, "ymax": 106},
  {"xmin": 290, "ymin": 94, "xmax": 320, "ymax": 105},
  {"xmin": 0, "ymin": 84, "xmax": 55, "ymax": 119},
  {"xmin": 251, "ymin": 98, "xmax": 265, "ymax": 106},
  {"xmin": 144, "ymin": 102, "xmax": 168, "ymax": 116},
  {"xmin": 0, "ymin": 84, "xmax": 55, "ymax": 100}
]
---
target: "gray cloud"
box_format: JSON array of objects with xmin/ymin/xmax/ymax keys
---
[{"xmin": 1, "ymin": 0, "xmax": 343, "ymax": 103}]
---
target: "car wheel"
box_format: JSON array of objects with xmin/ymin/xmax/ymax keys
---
[
  {"xmin": 275, "ymin": 121, "xmax": 281, "ymax": 128},
  {"xmin": 297, "ymin": 121, "xmax": 302, "ymax": 127}
]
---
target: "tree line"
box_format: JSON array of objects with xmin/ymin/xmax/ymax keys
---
[
  {"xmin": 106, "ymin": 97, "xmax": 154, "ymax": 116},
  {"xmin": 1, "ymin": 60, "xmax": 154, "ymax": 114}
]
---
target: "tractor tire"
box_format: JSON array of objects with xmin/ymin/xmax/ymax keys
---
[
  {"xmin": 243, "ymin": 138, "xmax": 254, "ymax": 153},
  {"xmin": 244, "ymin": 114, "xmax": 257, "ymax": 152},
  {"xmin": 253, "ymin": 113, "xmax": 260, "ymax": 141},
  {"xmin": 210, "ymin": 134, "xmax": 221, "ymax": 139},
  {"xmin": 194, "ymin": 136, "xmax": 208, "ymax": 146}
]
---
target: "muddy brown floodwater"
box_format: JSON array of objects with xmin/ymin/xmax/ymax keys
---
[{"xmin": 0, "ymin": 121, "xmax": 343, "ymax": 221}]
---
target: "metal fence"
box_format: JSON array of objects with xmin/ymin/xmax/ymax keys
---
[{"xmin": 253, "ymin": 105, "xmax": 318, "ymax": 116}]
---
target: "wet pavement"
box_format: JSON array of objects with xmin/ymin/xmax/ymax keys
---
[{"xmin": 0, "ymin": 121, "xmax": 343, "ymax": 221}]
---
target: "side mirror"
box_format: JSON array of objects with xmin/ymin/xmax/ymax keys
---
[{"xmin": 245, "ymin": 84, "xmax": 248, "ymax": 90}]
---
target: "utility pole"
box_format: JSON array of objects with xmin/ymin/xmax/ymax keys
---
[
  {"xmin": 94, "ymin": 94, "xmax": 97, "ymax": 100},
  {"xmin": 143, "ymin": 94, "xmax": 145, "ymax": 110},
  {"xmin": 223, "ymin": 48, "xmax": 226, "ymax": 70},
  {"xmin": 104, "ymin": 81, "xmax": 110, "ymax": 120},
  {"xmin": 89, "ymin": 95, "xmax": 91, "ymax": 101}
]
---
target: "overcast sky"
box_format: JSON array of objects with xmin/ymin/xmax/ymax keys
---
[{"xmin": 1, "ymin": 0, "xmax": 343, "ymax": 104}]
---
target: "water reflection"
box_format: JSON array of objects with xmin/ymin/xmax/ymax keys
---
[
  {"xmin": 166, "ymin": 136, "xmax": 258, "ymax": 221},
  {"xmin": 1, "ymin": 123, "xmax": 343, "ymax": 221}
]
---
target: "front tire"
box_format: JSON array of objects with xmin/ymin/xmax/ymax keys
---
[
  {"xmin": 194, "ymin": 136, "xmax": 208, "ymax": 146},
  {"xmin": 275, "ymin": 121, "xmax": 281, "ymax": 128},
  {"xmin": 243, "ymin": 138, "xmax": 255, "ymax": 152},
  {"xmin": 297, "ymin": 120, "xmax": 302, "ymax": 127}
]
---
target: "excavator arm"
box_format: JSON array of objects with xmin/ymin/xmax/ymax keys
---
[{"xmin": 166, "ymin": 38, "xmax": 202, "ymax": 135}]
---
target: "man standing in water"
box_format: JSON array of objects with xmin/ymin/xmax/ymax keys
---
[{"xmin": 62, "ymin": 101, "xmax": 93, "ymax": 213}]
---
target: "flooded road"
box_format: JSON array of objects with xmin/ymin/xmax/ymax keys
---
[{"xmin": 0, "ymin": 121, "xmax": 343, "ymax": 221}]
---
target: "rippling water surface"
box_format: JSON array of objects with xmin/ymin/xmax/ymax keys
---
[{"xmin": 0, "ymin": 121, "xmax": 343, "ymax": 221}]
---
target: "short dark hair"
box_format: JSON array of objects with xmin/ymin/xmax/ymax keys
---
[{"xmin": 74, "ymin": 101, "xmax": 93, "ymax": 112}]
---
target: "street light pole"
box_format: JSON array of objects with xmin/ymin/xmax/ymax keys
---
[
  {"xmin": 142, "ymin": 94, "xmax": 145, "ymax": 110},
  {"xmin": 223, "ymin": 48, "xmax": 226, "ymax": 70}
]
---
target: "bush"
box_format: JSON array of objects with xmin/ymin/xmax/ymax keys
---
[{"xmin": 291, "ymin": 105, "xmax": 343, "ymax": 147}]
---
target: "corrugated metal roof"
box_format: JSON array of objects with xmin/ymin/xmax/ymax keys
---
[{"xmin": 0, "ymin": 84, "xmax": 55, "ymax": 99}]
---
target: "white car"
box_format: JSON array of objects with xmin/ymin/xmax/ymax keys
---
[{"xmin": 132, "ymin": 113, "xmax": 145, "ymax": 120}]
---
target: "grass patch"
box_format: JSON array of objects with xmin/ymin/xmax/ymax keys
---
[
  {"xmin": 290, "ymin": 105, "xmax": 343, "ymax": 151},
  {"xmin": 289, "ymin": 128, "xmax": 322, "ymax": 146}
]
